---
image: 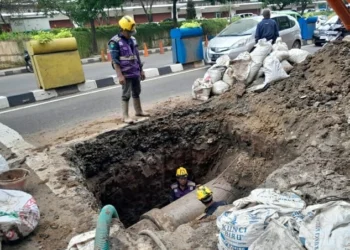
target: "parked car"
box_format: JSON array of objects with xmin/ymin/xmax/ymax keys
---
[
  {"xmin": 161, "ymin": 18, "xmax": 186, "ymax": 23},
  {"xmin": 316, "ymin": 15, "xmax": 328, "ymax": 29},
  {"xmin": 233, "ymin": 13, "xmax": 257, "ymax": 19},
  {"xmin": 205, "ymin": 14, "xmax": 302, "ymax": 64},
  {"xmin": 313, "ymin": 15, "xmax": 346, "ymax": 46},
  {"xmin": 273, "ymin": 11, "xmax": 302, "ymax": 20}
]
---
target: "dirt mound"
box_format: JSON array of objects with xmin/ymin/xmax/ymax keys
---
[{"xmin": 65, "ymin": 42, "xmax": 350, "ymax": 237}]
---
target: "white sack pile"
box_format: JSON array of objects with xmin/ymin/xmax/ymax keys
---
[{"xmin": 192, "ymin": 38, "xmax": 311, "ymax": 100}]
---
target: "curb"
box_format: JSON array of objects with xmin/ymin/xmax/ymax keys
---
[
  {"xmin": 0, "ymin": 46, "xmax": 173, "ymax": 78},
  {"xmin": 0, "ymin": 61, "xmax": 205, "ymax": 111}
]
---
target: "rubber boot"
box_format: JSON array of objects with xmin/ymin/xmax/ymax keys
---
[
  {"xmin": 133, "ymin": 98, "xmax": 150, "ymax": 117},
  {"xmin": 122, "ymin": 101, "xmax": 134, "ymax": 124}
]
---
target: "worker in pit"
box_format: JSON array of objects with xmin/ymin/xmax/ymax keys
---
[
  {"xmin": 170, "ymin": 167, "xmax": 196, "ymax": 202},
  {"xmin": 196, "ymin": 185, "xmax": 227, "ymax": 219},
  {"xmin": 108, "ymin": 15, "xmax": 150, "ymax": 124},
  {"xmin": 255, "ymin": 8, "xmax": 279, "ymax": 44}
]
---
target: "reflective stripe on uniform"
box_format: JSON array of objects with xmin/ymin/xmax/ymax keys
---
[{"xmin": 120, "ymin": 56, "xmax": 136, "ymax": 61}]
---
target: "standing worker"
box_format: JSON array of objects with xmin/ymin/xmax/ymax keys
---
[
  {"xmin": 170, "ymin": 167, "xmax": 196, "ymax": 202},
  {"xmin": 255, "ymin": 9, "xmax": 279, "ymax": 44},
  {"xmin": 196, "ymin": 185, "xmax": 227, "ymax": 219},
  {"xmin": 108, "ymin": 15, "xmax": 150, "ymax": 124}
]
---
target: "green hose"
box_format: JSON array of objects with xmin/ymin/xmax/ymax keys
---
[{"xmin": 94, "ymin": 205, "xmax": 119, "ymax": 250}]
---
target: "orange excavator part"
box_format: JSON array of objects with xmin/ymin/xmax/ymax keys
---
[{"xmin": 327, "ymin": 0, "xmax": 350, "ymax": 30}]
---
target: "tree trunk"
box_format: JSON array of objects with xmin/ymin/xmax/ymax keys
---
[
  {"xmin": 0, "ymin": 13, "xmax": 7, "ymax": 24},
  {"xmin": 173, "ymin": 0, "xmax": 178, "ymax": 26},
  {"xmin": 90, "ymin": 19, "xmax": 98, "ymax": 54}
]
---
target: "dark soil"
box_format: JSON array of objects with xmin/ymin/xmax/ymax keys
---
[{"xmin": 66, "ymin": 41, "xmax": 350, "ymax": 231}]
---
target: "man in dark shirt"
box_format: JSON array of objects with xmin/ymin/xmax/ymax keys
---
[
  {"xmin": 255, "ymin": 9, "xmax": 279, "ymax": 44},
  {"xmin": 170, "ymin": 167, "xmax": 196, "ymax": 202},
  {"xmin": 196, "ymin": 185, "xmax": 227, "ymax": 219}
]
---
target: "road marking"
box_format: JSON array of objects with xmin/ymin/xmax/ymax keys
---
[{"xmin": 0, "ymin": 67, "xmax": 208, "ymax": 115}]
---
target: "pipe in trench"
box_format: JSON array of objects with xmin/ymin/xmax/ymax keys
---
[{"xmin": 128, "ymin": 177, "xmax": 236, "ymax": 233}]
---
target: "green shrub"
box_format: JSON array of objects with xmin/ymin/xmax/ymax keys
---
[{"xmin": 1, "ymin": 19, "xmax": 228, "ymax": 58}]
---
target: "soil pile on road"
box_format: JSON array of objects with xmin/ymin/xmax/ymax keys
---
[{"xmin": 65, "ymin": 41, "xmax": 350, "ymax": 248}]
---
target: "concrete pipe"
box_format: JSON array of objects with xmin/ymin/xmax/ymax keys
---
[{"xmin": 129, "ymin": 177, "xmax": 236, "ymax": 233}]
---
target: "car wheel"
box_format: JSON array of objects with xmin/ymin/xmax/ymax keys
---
[
  {"xmin": 315, "ymin": 42, "xmax": 322, "ymax": 47},
  {"xmin": 292, "ymin": 40, "xmax": 301, "ymax": 49}
]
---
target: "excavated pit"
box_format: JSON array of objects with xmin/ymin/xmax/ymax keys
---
[{"xmin": 66, "ymin": 106, "xmax": 295, "ymax": 227}]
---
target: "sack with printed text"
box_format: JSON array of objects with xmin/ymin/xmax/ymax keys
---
[{"xmin": 0, "ymin": 189, "xmax": 40, "ymax": 241}]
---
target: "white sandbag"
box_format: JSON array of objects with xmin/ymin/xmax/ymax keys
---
[
  {"xmin": 272, "ymin": 37, "xmax": 288, "ymax": 51},
  {"xmin": 233, "ymin": 188, "xmax": 306, "ymax": 212},
  {"xmin": 231, "ymin": 52, "xmax": 252, "ymax": 83},
  {"xmin": 216, "ymin": 55, "xmax": 230, "ymax": 67},
  {"xmin": 246, "ymin": 61, "xmax": 262, "ymax": 85},
  {"xmin": 192, "ymin": 78, "xmax": 212, "ymax": 101},
  {"xmin": 263, "ymin": 56, "xmax": 289, "ymax": 84},
  {"xmin": 0, "ymin": 154, "xmax": 9, "ymax": 174},
  {"xmin": 281, "ymin": 60, "xmax": 293, "ymax": 73},
  {"xmin": 222, "ymin": 67, "xmax": 235, "ymax": 87},
  {"xmin": 288, "ymin": 49, "xmax": 310, "ymax": 64},
  {"xmin": 299, "ymin": 201, "xmax": 350, "ymax": 250},
  {"xmin": 270, "ymin": 50, "xmax": 290, "ymax": 62},
  {"xmin": 250, "ymin": 219, "xmax": 305, "ymax": 250},
  {"xmin": 217, "ymin": 205, "xmax": 279, "ymax": 250},
  {"xmin": 0, "ymin": 189, "xmax": 40, "ymax": 241},
  {"xmin": 250, "ymin": 38, "xmax": 273, "ymax": 64},
  {"xmin": 212, "ymin": 80, "xmax": 230, "ymax": 95},
  {"xmin": 207, "ymin": 64, "xmax": 227, "ymax": 83}
]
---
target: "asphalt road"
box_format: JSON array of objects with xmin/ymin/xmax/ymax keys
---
[
  {"xmin": 0, "ymin": 51, "xmax": 174, "ymax": 96},
  {"xmin": 0, "ymin": 45, "xmax": 320, "ymax": 97},
  {"xmin": 0, "ymin": 68, "xmax": 207, "ymax": 142}
]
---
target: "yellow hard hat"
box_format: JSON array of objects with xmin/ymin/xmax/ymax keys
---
[
  {"xmin": 119, "ymin": 15, "xmax": 136, "ymax": 32},
  {"xmin": 176, "ymin": 167, "xmax": 188, "ymax": 177},
  {"xmin": 197, "ymin": 186, "xmax": 213, "ymax": 202}
]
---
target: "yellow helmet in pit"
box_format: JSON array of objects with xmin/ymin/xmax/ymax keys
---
[
  {"xmin": 197, "ymin": 185, "xmax": 213, "ymax": 202},
  {"xmin": 176, "ymin": 167, "xmax": 188, "ymax": 178},
  {"xmin": 119, "ymin": 15, "xmax": 136, "ymax": 32}
]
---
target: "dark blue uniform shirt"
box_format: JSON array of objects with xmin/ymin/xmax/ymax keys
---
[
  {"xmin": 255, "ymin": 18, "xmax": 279, "ymax": 43},
  {"xmin": 203, "ymin": 201, "xmax": 227, "ymax": 218}
]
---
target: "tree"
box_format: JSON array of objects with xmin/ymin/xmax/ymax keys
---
[
  {"xmin": 296, "ymin": 0, "xmax": 312, "ymax": 15},
  {"xmin": 186, "ymin": 0, "xmax": 196, "ymax": 20},
  {"xmin": 38, "ymin": 0, "xmax": 123, "ymax": 53},
  {"xmin": 0, "ymin": 0, "xmax": 36, "ymax": 25},
  {"xmin": 173, "ymin": 0, "xmax": 177, "ymax": 26},
  {"xmin": 140, "ymin": 0, "xmax": 155, "ymax": 23},
  {"xmin": 261, "ymin": 0, "xmax": 294, "ymax": 10}
]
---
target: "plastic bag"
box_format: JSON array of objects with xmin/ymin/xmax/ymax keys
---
[
  {"xmin": 216, "ymin": 55, "xmax": 230, "ymax": 67},
  {"xmin": 212, "ymin": 80, "xmax": 230, "ymax": 95},
  {"xmin": 250, "ymin": 39, "xmax": 273, "ymax": 64},
  {"xmin": 222, "ymin": 67, "xmax": 235, "ymax": 87},
  {"xmin": 281, "ymin": 60, "xmax": 293, "ymax": 73},
  {"xmin": 272, "ymin": 37, "xmax": 288, "ymax": 51},
  {"xmin": 288, "ymin": 49, "xmax": 310, "ymax": 64},
  {"xmin": 0, "ymin": 154, "xmax": 9, "ymax": 174},
  {"xmin": 207, "ymin": 65, "xmax": 227, "ymax": 83},
  {"xmin": 0, "ymin": 189, "xmax": 40, "ymax": 241},
  {"xmin": 263, "ymin": 56, "xmax": 289, "ymax": 84},
  {"xmin": 192, "ymin": 78, "xmax": 212, "ymax": 101},
  {"xmin": 231, "ymin": 52, "xmax": 252, "ymax": 83},
  {"xmin": 270, "ymin": 51, "xmax": 290, "ymax": 62},
  {"xmin": 299, "ymin": 201, "xmax": 350, "ymax": 250},
  {"xmin": 217, "ymin": 205, "xmax": 279, "ymax": 250},
  {"xmin": 250, "ymin": 219, "xmax": 305, "ymax": 250}
]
